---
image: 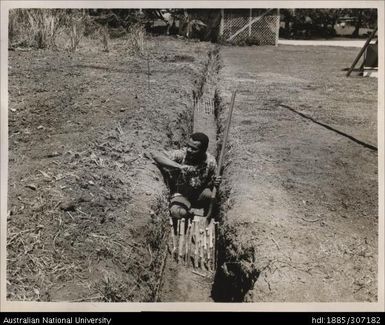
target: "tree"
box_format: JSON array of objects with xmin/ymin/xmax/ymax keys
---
[
  {"xmin": 281, "ymin": 8, "xmax": 377, "ymax": 39},
  {"xmin": 280, "ymin": 9, "xmax": 295, "ymax": 36},
  {"xmin": 350, "ymin": 9, "xmax": 377, "ymax": 37}
]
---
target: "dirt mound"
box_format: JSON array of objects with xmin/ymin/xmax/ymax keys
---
[{"xmin": 7, "ymin": 36, "xmax": 214, "ymax": 301}]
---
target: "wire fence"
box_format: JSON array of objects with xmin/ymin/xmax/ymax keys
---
[{"xmin": 222, "ymin": 9, "xmax": 280, "ymax": 45}]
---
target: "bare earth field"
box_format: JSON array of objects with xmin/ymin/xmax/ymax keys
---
[
  {"xmin": 214, "ymin": 44, "xmax": 378, "ymax": 302},
  {"xmin": 7, "ymin": 36, "xmax": 214, "ymax": 301},
  {"xmin": 7, "ymin": 37, "xmax": 378, "ymax": 303}
]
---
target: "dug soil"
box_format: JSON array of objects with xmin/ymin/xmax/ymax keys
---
[
  {"xmin": 7, "ymin": 36, "xmax": 215, "ymax": 302},
  {"xmin": 7, "ymin": 38, "xmax": 378, "ymax": 303},
  {"xmin": 213, "ymin": 45, "xmax": 378, "ymax": 302}
]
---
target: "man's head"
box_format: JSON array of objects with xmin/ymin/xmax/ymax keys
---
[{"xmin": 186, "ymin": 132, "xmax": 209, "ymax": 161}]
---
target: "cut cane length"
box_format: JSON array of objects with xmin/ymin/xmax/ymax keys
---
[
  {"xmin": 168, "ymin": 91, "xmax": 237, "ymax": 274},
  {"xmin": 169, "ymin": 212, "xmax": 218, "ymax": 272}
]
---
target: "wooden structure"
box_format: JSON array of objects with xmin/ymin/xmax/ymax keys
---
[{"xmin": 346, "ymin": 27, "xmax": 378, "ymax": 77}]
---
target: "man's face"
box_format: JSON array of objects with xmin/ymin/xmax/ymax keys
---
[{"xmin": 186, "ymin": 139, "xmax": 203, "ymax": 160}]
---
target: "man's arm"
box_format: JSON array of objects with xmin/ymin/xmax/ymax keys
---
[
  {"xmin": 152, "ymin": 151, "xmax": 183, "ymax": 170},
  {"xmin": 208, "ymin": 159, "xmax": 222, "ymax": 188}
]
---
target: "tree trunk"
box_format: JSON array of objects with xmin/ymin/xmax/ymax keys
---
[
  {"xmin": 284, "ymin": 16, "xmax": 291, "ymax": 36},
  {"xmin": 204, "ymin": 10, "xmax": 221, "ymax": 41},
  {"xmin": 352, "ymin": 9, "xmax": 363, "ymax": 37}
]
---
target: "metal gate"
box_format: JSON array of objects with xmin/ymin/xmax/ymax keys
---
[{"xmin": 220, "ymin": 9, "xmax": 280, "ymax": 45}]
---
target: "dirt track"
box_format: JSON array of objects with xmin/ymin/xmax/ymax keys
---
[{"xmin": 278, "ymin": 39, "xmax": 366, "ymax": 47}]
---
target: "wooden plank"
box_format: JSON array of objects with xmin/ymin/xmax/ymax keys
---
[
  {"xmin": 214, "ymin": 221, "xmax": 218, "ymax": 270},
  {"xmin": 346, "ymin": 27, "xmax": 377, "ymax": 77},
  {"xmin": 179, "ymin": 218, "xmax": 185, "ymax": 262},
  {"xmin": 169, "ymin": 218, "xmax": 177, "ymax": 257},
  {"xmin": 200, "ymin": 228, "xmax": 204, "ymax": 270},
  {"xmin": 206, "ymin": 227, "xmax": 211, "ymax": 271},
  {"xmin": 194, "ymin": 219, "xmax": 199, "ymax": 268},
  {"xmin": 185, "ymin": 219, "xmax": 192, "ymax": 265},
  {"xmin": 176, "ymin": 219, "xmax": 181, "ymax": 262}
]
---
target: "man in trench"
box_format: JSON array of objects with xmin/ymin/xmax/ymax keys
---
[{"xmin": 152, "ymin": 132, "xmax": 221, "ymax": 220}]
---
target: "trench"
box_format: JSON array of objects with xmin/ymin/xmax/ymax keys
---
[
  {"xmin": 153, "ymin": 47, "xmax": 221, "ymax": 302},
  {"xmin": 152, "ymin": 46, "xmax": 260, "ymax": 302},
  {"xmin": 210, "ymin": 90, "xmax": 260, "ymax": 302}
]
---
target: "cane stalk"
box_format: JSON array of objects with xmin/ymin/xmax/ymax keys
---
[{"xmin": 205, "ymin": 90, "xmax": 237, "ymax": 218}]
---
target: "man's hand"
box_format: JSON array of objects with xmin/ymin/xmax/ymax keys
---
[
  {"xmin": 213, "ymin": 176, "xmax": 222, "ymax": 187},
  {"xmin": 180, "ymin": 165, "xmax": 195, "ymax": 173}
]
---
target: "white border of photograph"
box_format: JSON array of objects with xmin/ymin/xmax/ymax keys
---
[{"xmin": 0, "ymin": 0, "xmax": 384, "ymax": 312}]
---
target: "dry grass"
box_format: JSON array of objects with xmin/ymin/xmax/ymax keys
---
[
  {"xmin": 101, "ymin": 25, "xmax": 110, "ymax": 52},
  {"xmin": 9, "ymin": 9, "xmax": 65, "ymax": 49},
  {"xmin": 7, "ymin": 223, "xmax": 81, "ymax": 301},
  {"xmin": 125, "ymin": 23, "xmax": 146, "ymax": 56},
  {"xmin": 7, "ymin": 32, "xmax": 211, "ymax": 302},
  {"xmin": 66, "ymin": 10, "xmax": 88, "ymax": 52},
  {"xmin": 9, "ymin": 9, "xmax": 147, "ymax": 53}
]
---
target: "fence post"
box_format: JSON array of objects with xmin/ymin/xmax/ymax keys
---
[
  {"xmin": 249, "ymin": 8, "xmax": 252, "ymax": 37},
  {"xmin": 220, "ymin": 9, "xmax": 224, "ymax": 36},
  {"xmin": 275, "ymin": 8, "xmax": 280, "ymax": 46}
]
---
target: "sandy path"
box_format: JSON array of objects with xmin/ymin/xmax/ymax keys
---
[{"xmin": 278, "ymin": 39, "xmax": 367, "ymax": 48}]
